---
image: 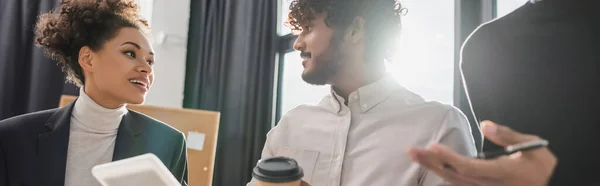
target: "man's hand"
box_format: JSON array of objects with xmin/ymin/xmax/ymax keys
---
[{"xmin": 407, "ymin": 121, "xmax": 557, "ymax": 186}]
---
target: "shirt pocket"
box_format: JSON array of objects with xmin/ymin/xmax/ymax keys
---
[{"xmin": 276, "ymin": 147, "xmax": 320, "ymax": 184}]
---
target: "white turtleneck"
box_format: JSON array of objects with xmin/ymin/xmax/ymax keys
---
[{"xmin": 64, "ymin": 88, "xmax": 128, "ymax": 186}]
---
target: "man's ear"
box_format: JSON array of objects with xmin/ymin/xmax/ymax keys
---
[
  {"xmin": 345, "ymin": 16, "xmax": 366, "ymax": 43},
  {"xmin": 78, "ymin": 46, "xmax": 94, "ymax": 72}
]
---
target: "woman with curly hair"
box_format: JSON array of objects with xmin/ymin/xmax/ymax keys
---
[{"xmin": 0, "ymin": 0, "xmax": 187, "ymax": 185}]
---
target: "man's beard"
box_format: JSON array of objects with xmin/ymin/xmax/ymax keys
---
[{"xmin": 301, "ymin": 37, "xmax": 343, "ymax": 85}]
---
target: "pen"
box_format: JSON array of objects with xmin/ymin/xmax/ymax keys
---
[{"xmin": 476, "ymin": 139, "xmax": 549, "ymax": 159}]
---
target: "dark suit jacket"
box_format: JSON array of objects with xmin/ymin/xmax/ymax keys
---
[
  {"xmin": 0, "ymin": 101, "xmax": 188, "ymax": 186},
  {"xmin": 460, "ymin": 1, "xmax": 600, "ymax": 185}
]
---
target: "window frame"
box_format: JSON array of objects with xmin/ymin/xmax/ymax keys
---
[{"xmin": 274, "ymin": 34, "xmax": 298, "ymax": 122}]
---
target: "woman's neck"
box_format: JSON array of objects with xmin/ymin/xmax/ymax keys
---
[
  {"xmin": 72, "ymin": 88, "xmax": 127, "ymax": 131},
  {"xmin": 83, "ymin": 85, "xmax": 126, "ymax": 109}
]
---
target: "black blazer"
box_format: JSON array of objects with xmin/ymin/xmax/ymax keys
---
[
  {"xmin": 0, "ymin": 100, "xmax": 188, "ymax": 186},
  {"xmin": 461, "ymin": 1, "xmax": 600, "ymax": 185}
]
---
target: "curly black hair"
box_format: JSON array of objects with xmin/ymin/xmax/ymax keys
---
[
  {"xmin": 286, "ymin": 0, "xmax": 404, "ymax": 63},
  {"xmin": 34, "ymin": 0, "xmax": 150, "ymax": 87}
]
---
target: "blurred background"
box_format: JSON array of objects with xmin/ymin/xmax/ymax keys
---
[{"xmin": 0, "ymin": 0, "xmax": 528, "ymax": 185}]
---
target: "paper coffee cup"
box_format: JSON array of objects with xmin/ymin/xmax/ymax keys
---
[{"xmin": 252, "ymin": 156, "xmax": 304, "ymax": 186}]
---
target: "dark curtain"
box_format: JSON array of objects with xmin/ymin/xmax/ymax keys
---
[
  {"xmin": 184, "ymin": 0, "xmax": 277, "ymax": 185},
  {"xmin": 0, "ymin": 0, "xmax": 74, "ymax": 121}
]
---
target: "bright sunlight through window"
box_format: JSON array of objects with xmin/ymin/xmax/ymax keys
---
[{"xmin": 277, "ymin": 0, "xmax": 455, "ymax": 116}]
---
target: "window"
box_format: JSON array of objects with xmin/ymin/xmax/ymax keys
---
[
  {"xmin": 135, "ymin": 0, "xmax": 154, "ymax": 23},
  {"xmin": 279, "ymin": 52, "xmax": 330, "ymax": 115},
  {"xmin": 495, "ymin": 0, "xmax": 529, "ymax": 18},
  {"xmin": 386, "ymin": 0, "xmax": 455, "ymax": 105},
  {"xmin": 277, "ymin": 0, "xmax": 292, "ymax": 36},
  {"xmin": 274, "ymin": 0, "xmax": 456, "ymax": 120}
]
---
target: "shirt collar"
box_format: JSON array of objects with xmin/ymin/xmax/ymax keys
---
[
  {"xmin": 330, "ymin": 75, "xmax": 400, "ymax": 113},
  {"xmin": 72, "ymin": 88, "xmax": 128, "ymax": 132},
  {"xmin": 330, "ymin": 89, "xmax": 344, "ymax": 113}
]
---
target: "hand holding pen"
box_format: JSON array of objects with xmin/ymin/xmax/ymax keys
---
[{"xmin": 407, "ymin": 121, "xmax": 557, "ymax": 186}]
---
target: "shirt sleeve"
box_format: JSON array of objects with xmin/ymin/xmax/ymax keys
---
[
  {"xmin": 246, "ymin": 115, "xmax": 286, "ymax": 186},
  {"xmin": 420, "ymin": 107, "xmax": 478, "ymax": 186}
]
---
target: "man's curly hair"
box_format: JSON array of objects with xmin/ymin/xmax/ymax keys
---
[
  {"xmin": 286, "ymin": 0, "xmax": 404, "ymax": 63},
  {"xmin": 34, "ymin": 0, "xmax": 150, "ymax": 87}
]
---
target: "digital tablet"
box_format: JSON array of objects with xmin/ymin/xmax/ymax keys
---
[{"xmin": 92, "ymin": 153, "xmax": 181, "ymax": 186}]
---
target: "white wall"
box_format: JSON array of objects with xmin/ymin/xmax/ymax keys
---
[{"xmin": 138, "ymin": 0, "xmax": 191, "ymax": 108}]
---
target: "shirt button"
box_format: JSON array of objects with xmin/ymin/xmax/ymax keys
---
[{"xmin": 362, "ymin": 104, "xmax": 368, "ymax": 108}]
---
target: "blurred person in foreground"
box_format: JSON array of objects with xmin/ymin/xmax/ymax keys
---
[
  {"xmin": 408, "ymin": 121, "xmax": 557, "ymax": 186},
  {"xmin": 459, "ymin": 0, "xmax": 600, "ymax": 185}
]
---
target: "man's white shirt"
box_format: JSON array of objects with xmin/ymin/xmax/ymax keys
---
[{"xmin": 251, "ymin": 75, "xmax": 476, "ymax": 186}]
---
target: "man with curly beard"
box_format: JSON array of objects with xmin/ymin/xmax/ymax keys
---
[{"xmin": 249, "ymin": 0, "xmax": 477, "ymax": 185}]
